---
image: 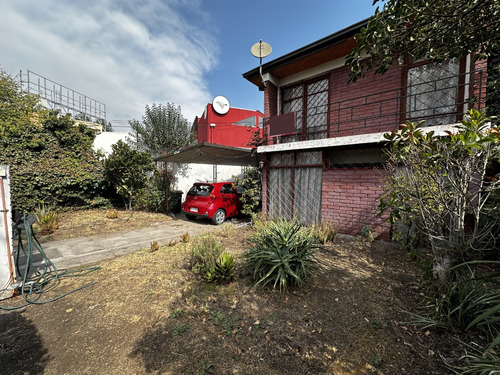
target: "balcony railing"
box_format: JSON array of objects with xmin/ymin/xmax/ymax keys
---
[{"xmin": 264, "ymin": 69, "xmax": 485, "ymax": 145}]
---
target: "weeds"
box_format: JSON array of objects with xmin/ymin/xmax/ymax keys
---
[
  {"xmin": 360, "ymin": 225, "xmax": 376, "ymax": 242},
  {"xmin": 171, "ymin": 323, "xmax": 190, "ymax": 337},
  {"xmin": 198, "ymin": 360, "xmax": 214, "ymax": 374},
  {"xmin": 150, "ymin": 241, "xmax": 159, "ymax": 252},
  {"xmin": 168, "ymin": 308, "xmax": 183, "ymax": 319},
  {"xmin": 209, "ymin": 309, "xmax": 239, "ymax": 336},
  {"xmin": 219, "ymin": 222, "xmax": 235, "ymax": 238},
  {"xmin": 181, "ymin": 232, "xmax": 190, "ymax": 243}
]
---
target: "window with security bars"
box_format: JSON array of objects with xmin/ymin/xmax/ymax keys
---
[
  {"xmin": 328, "ymin": 147, "xmax": 387, "ymax": 168},
  {"xmin": 267, "ymin": 151, "xmax": 322, "ymax": 224},
  {"xmin": 281, "ymin": 77, "xmax": 329, "ymax": 142},
  {"xmin": 406, "ymin": 59, "xmax": 461, "ymax": 126}
]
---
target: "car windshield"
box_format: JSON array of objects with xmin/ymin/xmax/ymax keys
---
[{"xmin": 187, "ymin": 184, "xmax": 214, "ymax": 197}]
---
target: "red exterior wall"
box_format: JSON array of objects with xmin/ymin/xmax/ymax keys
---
[
  {"xmin": 196, "ymin": 104, "xmax": 263, "ymax": 148},
  {"xmin": 321, "ymin": 167, "xmax": 390, "ymax": 240},
  {"xmin": 328, "ymin": 65, "xmax": 405, "ymax": 137}
]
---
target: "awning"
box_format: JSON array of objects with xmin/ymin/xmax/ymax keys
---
[{"xmin": 154, "ymin": 142, "xmax": 259, "ymax": 167}]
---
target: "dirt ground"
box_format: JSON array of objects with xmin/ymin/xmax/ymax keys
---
[{"xmin": 0, "ymin": 210, "xmax": 467, "ymax": 374}]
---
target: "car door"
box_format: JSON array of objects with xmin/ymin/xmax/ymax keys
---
[{"xmin": 220, "ymin": 183, "xmax": 238, "ymax": 218}]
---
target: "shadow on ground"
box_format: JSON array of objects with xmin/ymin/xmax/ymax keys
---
[{"xmin": 0, "ymin": 310, "xmax": 50, "ymax": 374}]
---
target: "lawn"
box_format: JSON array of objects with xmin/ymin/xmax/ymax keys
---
[{"xmin": 0, "ymin": 211, "xmax": 463, "ymax": 374}]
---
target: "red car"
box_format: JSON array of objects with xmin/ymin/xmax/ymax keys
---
[{"xmin": 182, "ymin": 182, "xmax": 243, "ymax": 225}]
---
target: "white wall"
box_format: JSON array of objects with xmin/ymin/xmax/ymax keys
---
[
  {"xmin": 173, "ymin": 163, "xmax": 244, "ymax": 201},
  {"xmin": 93, "ymin": 132, "xmax": 131, "ymax": 156}
]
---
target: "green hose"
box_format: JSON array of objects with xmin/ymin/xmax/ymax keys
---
[{"xmin": 0, "ymin": 214, "xmax": 99, "ymax": 311}]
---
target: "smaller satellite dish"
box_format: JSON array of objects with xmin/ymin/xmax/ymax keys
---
[
  {"xmin": 212, "ymin": 95, "xmax": 230, "ymax": 115},
  {"xmin": 251, "ymin": 40, "xmax": 272, "ymax": 58}
]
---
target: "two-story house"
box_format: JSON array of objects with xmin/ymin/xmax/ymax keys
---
[{"xmin": 243, "ymin": 19, "xmax": 487, "ymax": 239}]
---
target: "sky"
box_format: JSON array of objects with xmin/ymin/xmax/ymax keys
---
[{"xmin": 0, "ymin": 0, "xmax": 377, "ymax": 132}]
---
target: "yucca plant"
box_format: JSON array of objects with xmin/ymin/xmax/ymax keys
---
[
  {"xmin": 204, "ymin": 252, "xmax": 236, "ymax": 283},
  {"xmin": 34, "ymin": 204, "xmax": 59, "ymax": 235},
  {"xmin": 244, "ymin": 219, "xmax": 322, "ymax": 294}
]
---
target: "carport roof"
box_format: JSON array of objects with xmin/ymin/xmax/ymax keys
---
[{"xmin": 154, "ymin": 142, "xmax": 258, "ymax": 166}]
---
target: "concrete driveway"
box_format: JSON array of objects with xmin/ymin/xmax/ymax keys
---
[{"xmin": 38, "ymin": 216, "xmax": 251, "ymax": 270}]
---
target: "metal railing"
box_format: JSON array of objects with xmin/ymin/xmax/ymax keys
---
[
  {"xmin": 18, "ymin": 70, "xmax": 106, "ymax": 124},
  {"xmin": 264, "ymin": 69, "xmax": 484, "ymax": 145}
]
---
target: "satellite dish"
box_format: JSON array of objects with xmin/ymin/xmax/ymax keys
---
[
  {"xmin": 212, "ymin": 95, "xmax": 230, "ymax": 115},
  {"xmin": 251, "ymin": 40, "xmax": 272, "ymax": 58},
  {"xmin": 251, "ymin": 40, "xmax": 272, "ymax": 89}
]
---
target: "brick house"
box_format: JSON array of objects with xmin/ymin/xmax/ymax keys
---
[{"xmin": 243, "ymin": 19, "xmax": 487, "ymax": 239}]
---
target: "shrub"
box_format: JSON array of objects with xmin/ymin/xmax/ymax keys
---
[
  {"xmin": 244, "ymin": 219, "xmax": 322, "ymax": 294},
  {"xmin": 191, "ymin": 235, "xmax": 236, "ymax": 284},
  {"xmin": 311, "ymin": 221, "xmax": 336, "ymax": 244},
  {"xmin": 204, "ymin": 252, "xmax": 236, "ymax": 284},
  {"xmin": 34, "ymin": 204, "xmax": 59, "ymax": 235},
  {"xmin": 191, "ymin": 235, "xmax": 222, "ymax": 275},
  {"xmin": 105, "ymin": 207, "xmax": 118, "ymax": 219}
]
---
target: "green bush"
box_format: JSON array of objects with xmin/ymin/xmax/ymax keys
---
[{"xmin": 244, "ymin": 219, "xmax": 322, "ymax": 294}]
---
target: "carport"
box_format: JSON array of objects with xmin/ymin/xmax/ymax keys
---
[
  {"xmin": 154, "ymin": 142, "xmax": 259, "ymax": 166},
  {"xmin": 154, "ymin": 142, "xmax": 260, "ymax": 213}
]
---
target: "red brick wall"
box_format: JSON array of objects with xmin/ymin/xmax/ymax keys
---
[
  {"xmin": 321, "ymin": 167, "xmax": 390, "ymax": 240},
  {"xmin": 329, "ymin": 64, "xmax": 405, "ymax": 137},
  {"xmin": 264, "ymin": 83, "xmax": 278, "ymax": 117}
]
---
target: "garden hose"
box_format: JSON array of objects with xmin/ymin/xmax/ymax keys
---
[{"xmin": 0, "ymin": 214, "xmax": 99, "ymax": 311}]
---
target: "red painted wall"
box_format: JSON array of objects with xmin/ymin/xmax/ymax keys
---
[{"xmin": 195, "ymin": 104, "xmax": 263, "ymax": 148}]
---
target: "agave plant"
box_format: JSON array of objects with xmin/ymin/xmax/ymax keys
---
[
  {"xmin": 244, "ymin": 219, "xmax": 322, "ymax": 294},
  {"xmin": 204, "ymin": 252, "xmax": 236, "ymax": 283}
]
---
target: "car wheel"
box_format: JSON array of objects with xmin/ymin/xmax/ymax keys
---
[
  {"xmin": 212, "ymin": 209, "xmax": 226, "ymax": 225},
  {"xmin": 185, "ymin": 214, "xmax": 196, "ymax": 221}
]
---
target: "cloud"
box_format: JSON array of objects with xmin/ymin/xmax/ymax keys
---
[{"xmin": 0, "ymin": 0, "xmax": 218, "ymax": 129}]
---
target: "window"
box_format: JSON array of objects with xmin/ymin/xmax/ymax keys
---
[
  {"xmin": 406, "ymin": 59, "xmax": 461, "ymax": 126},
  {"xmin": 281, "ymin": 77, "xmax": 329, "ymax": 141},
  {"xmin": 328, "ymin": 147, "xmax": 387, "ymax": 168}
]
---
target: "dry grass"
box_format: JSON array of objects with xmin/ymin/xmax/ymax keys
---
[{"xmin": 0, "ymin": 211, "xmax": 464, "ymax": 374}]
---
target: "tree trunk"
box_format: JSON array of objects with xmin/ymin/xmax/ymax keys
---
[{"xmin": 432, "ymin": 254, "xmax": 453, "ymax": 282}]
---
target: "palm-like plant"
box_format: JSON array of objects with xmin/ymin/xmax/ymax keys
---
[{"xmin": 245, "ymin": 219, "xmax": 322, "ymax": 294}]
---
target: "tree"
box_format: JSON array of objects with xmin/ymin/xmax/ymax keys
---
[
  {"xmin": 379, "ymin": 110, "xmax": 500, "ymax": 280},
  {"xmin": 129, "ymin": 102, "xmax": 195, "ymax": 157},
  {"xmin": 345, "ymin": 0, "xmax": 500, "ymax": 116},
  {"xmin": 104, "ymin": 140, "xmax": 154, "ymax": 210}
]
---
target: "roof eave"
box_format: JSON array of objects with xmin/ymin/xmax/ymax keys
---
[{"xmin": 242, "ymin": 18, "xmax": 368, "ymax": 83}]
